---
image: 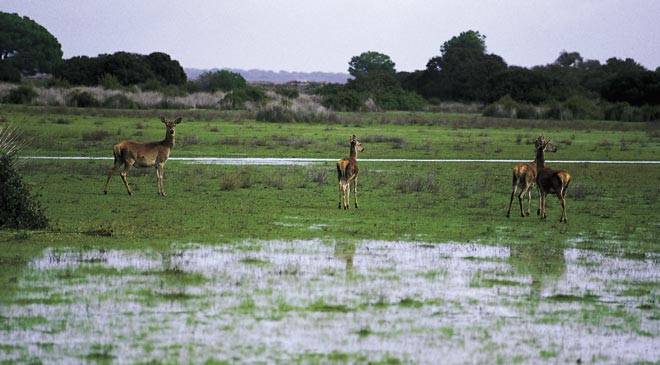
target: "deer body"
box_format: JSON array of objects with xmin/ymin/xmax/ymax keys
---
[
  {"xmin": 506, "ymin": 161, "xmax": 537, "ymax": 217},
  {"xmin": 103, "ymin": 117, "xmax": 181, "ymax": 196},
  {"xmin": 534, "ymin": 136, "xmax": 572, "ymax": 223},
  {"xmin": 337, "ymin": 135, "xmax": 364, "ymax": 209}
]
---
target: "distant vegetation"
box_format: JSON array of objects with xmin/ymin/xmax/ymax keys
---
[{"xmin": 0, "ymin": 12, "xmax": 658, "ymax": 122}]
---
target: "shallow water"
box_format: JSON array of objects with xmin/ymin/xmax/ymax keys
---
[{"xmin": 1, "ymin": 240, "xmax": 658, "ymax": 364}]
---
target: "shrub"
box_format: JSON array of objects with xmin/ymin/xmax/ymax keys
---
[
  {"xmin": 219, "ymin": 167, "xmax": 254, "ymax": 190},
  {"xmin": 100, "ymin": 73, "xmax": 123, "ymax": 90},
  {"xmin": 274, "ymin": 85, "xmax": 299, "ymax": 99},
  {"xmin": 562, "ymin": 95, "xmax": 603, "ymax": 120},
  {"xmin": 0, "ymin": 128, "xmax": 48, "ymax": 229},
  {"xmin": 67, "ymin": 90, "xmax": 99, "ymax": 107},
  {"xmin": 220, "ymin": 86, "xmax": 266, "ymax": 109},
  {"xmin": 321, "ymin": 89, "xmax": 364, "ymax": 111},
  {"xmin": 516, "ymin": 104, "xmax": 539, "ymax": 119},
  {"xmin": 3, "ymin": 85, "xmax": 37, "ymax": 104},
  {"xmin": 102, "ymin": 94, "xmax": 139, "ymax": 109},
  {"xmin": 395, "ymin": 172, "xmax": 438, "ymax": 193}
]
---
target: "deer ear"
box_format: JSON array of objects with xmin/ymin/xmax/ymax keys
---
[
  {"xmin": 174, "ymin": 117, "xmax": 182, "ymax": 124},
  {"xmin": 160, "ymin": 117, "xmax": 167, "ymax": 124}
]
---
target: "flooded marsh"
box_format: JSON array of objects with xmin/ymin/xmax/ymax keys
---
[{"xmin": 0, "ymin": 240, "xmax": 657, "ymax": 363}]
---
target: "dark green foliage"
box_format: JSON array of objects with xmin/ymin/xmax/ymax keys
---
[
  {"xmin": 0, "ymin": 155, "xmax": 48, "ymax": 229},
  {"xmin": 56, "ymin": 52, "xmax": 186, "ymax": 86},
  {"xmin": 320, "ymin": 88, "xmax": 364, "ymax": 111},
  {"xmin": 273, "ymin": 84, "xmax": 299, "ymax": 99},
  {"xmin": 220, "ymin": 86, "xmax": 266, "ymax": 109},
  {"xmin": 102, "ymin": 94, "xmax": 138, "ymax": 109},
  {"xmin": 0, "ymin": 62, "xmax": 21, "ymax": 82},
  {"xmin": 145, "ymin": 52, "xmax": 187, "ymax": 85},
  {"xmin": 3, "ymin": 85, "xmax": 37, "ymax": 104},
  {"xmin": 196, "ymin": 70, "xmax": 247, "ymax": 92},
  {"xmin": 67, "ymin": 90, "xmax": 99, "ymax": 108},
  {"xmin": 348, "ymin": 51, "xmax": 396, "ymax": 78},
  {"xmin": 0, "ymin": 12, "xmax": 63, "ymax": 75}
]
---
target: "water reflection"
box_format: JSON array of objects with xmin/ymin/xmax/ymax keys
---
[
  {"xmin": 334, "ymin": 241, "xmax": 356, "ymax": 274},
  {"xmin": 508, "ymin": 243, "xmax": 566, "ymax": 298}
]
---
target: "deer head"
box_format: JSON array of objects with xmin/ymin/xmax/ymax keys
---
[
  {"xmin": 535, "ymin": 135, "xmax": 557, "ymax": 153},
  {"xmin": 161, "ymin": 117, "xmax": 182, "ymax": 138},
  {"xmin": 350, "ymin": 135, "xmax": 364, "ymax": 152}
]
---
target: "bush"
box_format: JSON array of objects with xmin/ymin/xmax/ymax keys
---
[
  {"xmin": 100, "ymin": 73, "xmax": 123, "ymax": 90},
  {"xmin": 321, "ymin": 89, "xmax": 364, "ymax": 111},
  {"xmin": 102, "ymin": 94, "xmax": 139, "ymax": 109},
  {"xmin": 274, "ymin": 85, "xmax": 299, "ymax": 99},
  {"xmin": 82, "ymin": 130, "xmax": 112, "ymax": 141},
  {"xmin": 516, "ymin": 104, "xmax": 539, "ymax": 119},
  {"xmin": 0, "ymin": 127, "xmax": 48, "ymax": 229},
  {"xmin": 375, "ymin": 90, "xmax": 426, "ymax": 111},
  {"xmin": 563, "ymin": 95, "xmax": 603, "ymax": 120},
  {"xmin": 67, "ymin": 90, "xmax": 99, "ymax": 107},
  {"xmin": 3, "ymin": 85, "xmax": 37, "ymax": 104},
  {"xmin": 220, "ymin": 86, "xmax": 266, "ymax": 109}
]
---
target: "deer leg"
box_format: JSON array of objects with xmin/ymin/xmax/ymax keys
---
[
  {"xmin": 517, "ymin": 186, "xmax": 526, "ymax": 218},
  {"xmin": 338, "ymin": 181, "xmax": 343, "ymax": 209},
  {"xmin": 103, "ymin": 161, "xmax": 121, "ymax": 194},
  {"xmin": 507, "ymin": 184, "xmax": 517, "ymax": 218},
  {"xmin": 157, "ymin": 163, "xmax": 166, "ymax": 196},
  {"xmin": 526, "ymin": 187, "xmax": 533, "ymax": 216},
  {"xmin": 120, "ymin": 161, "xmax": 133, "ymax": 195},
  {"xmin": 559, "ymin": 190, "xmax": 567, "ymax": 223},
  {"xmin": 353, "ymin": 176, "xmax": 359, "ymax": 209},
  {"xmin": 539, "ymin": 192, "xmax": 546, "ymax": 219},
  {"xmin": 344, "ymin": 182, "xmax": 351, "ymax": 210}
]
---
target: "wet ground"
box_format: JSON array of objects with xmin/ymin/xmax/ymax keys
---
[{"xmin": 0, "ymin": 240, "xmax": 658, "ymax": 364}]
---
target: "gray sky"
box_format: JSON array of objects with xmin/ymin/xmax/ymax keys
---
[{"xmin": 1, "ymin": 0, "xmax": 659, "ymax": 72}]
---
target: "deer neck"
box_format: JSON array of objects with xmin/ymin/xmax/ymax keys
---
[
  {"xmin": 349, "ymin": 145, "xmax": 358, "ymax": 161},
  {"xmin": 535, "ymin": 147, "xmax": 545, "ymax": 175},
  {"xmin": 163, "ymin": 131, "xmax": 175, "ymax": 148}
]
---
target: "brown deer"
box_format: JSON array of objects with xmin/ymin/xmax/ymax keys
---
[
  {"xmin": 534, "ymin": 135, "xmax": 572, "ymax": 223},
  {"xmin": 103, "ymin": 117, "xmax": 182, "ymax": 196},
  {"xmin": 506, "ymin": 161, "xmax": 537, "ymax": 218},
  {"xmin": 337, "ymin": 135, "xmax": 364, "ymax": 209},
  {"xmin": 506, "ymin": 137, "xmax": 560, "ymax": 218}
]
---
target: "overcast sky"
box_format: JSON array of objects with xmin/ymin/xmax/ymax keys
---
[{"xmin": 1, "ymin": 0, "xmax": 659, "ymax": 72}]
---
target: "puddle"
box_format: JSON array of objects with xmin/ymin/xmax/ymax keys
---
[{"xmin": 0, "ymin": 240, "xmax": 658, "ymax": 363}]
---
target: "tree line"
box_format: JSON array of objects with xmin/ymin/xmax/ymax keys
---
[{"xmin": 1, "ymin": 12, "xmax": 658, "ymax": 120}]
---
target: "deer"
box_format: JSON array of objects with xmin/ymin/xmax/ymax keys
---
[
  {"xmin": 337, "ymin": 135, "xmax": 364, "ymax": 209},
  {"xmin": 506, "ymin": 161, "xmax": 537, "ymax": 218},
  {"xmin": 534, "ymin": 135, "xmax": 572, "ymax": 223},
  {"xmin": 103, "ymin": 117, "xmax": 182, "ymax": 196}
]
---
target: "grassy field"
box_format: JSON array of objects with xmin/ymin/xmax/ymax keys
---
[{"xmin": 0, "ymin": 106, "xmax": 658, "ymax": 363}]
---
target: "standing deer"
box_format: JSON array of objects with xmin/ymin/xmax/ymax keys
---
[
  {"xmin": 103, "ymin": 117, "xmax": 182, "ymax": 196},
  {"xmin": 337, "ymin": 135, "xmax": 364, "ymax": 209},
  {"xmin": 506, "ymin": 161, "xmax": 537, "ymax": 218},
  {"xmin": 534, "ymin": 135, "xmax": 572, "ymax": 223}
]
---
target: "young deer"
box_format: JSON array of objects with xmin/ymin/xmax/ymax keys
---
[
  {"xmin": 103, "ymin": 117, "xmax": 182, "ymax": 196},
  {"xmin": 534, "ymin": 135, "xmax": 572, "ymax": 223},
  {"xmin": 337, "ymin": 135, "xmax": 364, "ymax": 209},
  {"xmin": 506, "ymin": 161, "xmax": 537, "ymax": 218}
]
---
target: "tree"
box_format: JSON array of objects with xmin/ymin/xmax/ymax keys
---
[
  {"xmin": 146, "ymin": 52, "xmax": 186, "ymax": 85},
  {"xmin": 555, "ymin": 51, "xmax": 583, "ymax": 68},
  {"xmin": 348, "ymin": 51, "xmax": 396, "ymax": 79},
  {"xmin": 440, "ymin": 30, "xmax": 486, "ymax": 55},
  {"xmin": 0, "ymin": 12, "xmax": 62, "ymax": 75},
  {"xmin": 196, "ymin": 70, "xmax": 247, "ymax": 92},
  {"xmin": 419, "ymin": 30, "xmax": 506, "ymax": 101}
]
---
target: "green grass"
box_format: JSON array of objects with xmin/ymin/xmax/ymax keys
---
[{"xmin": 2, "ymin": 106, "xmax": 658, "ymax": 160}]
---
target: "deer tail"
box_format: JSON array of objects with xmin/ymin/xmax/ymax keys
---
[
  {"xmin": 337, "ymin": 161, "xmax": 346, "ymax": 181},
  {"xmin": 112, "ymin": 144, "xmax": 122, "ymax": 164}
]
